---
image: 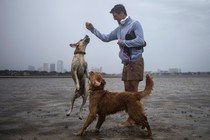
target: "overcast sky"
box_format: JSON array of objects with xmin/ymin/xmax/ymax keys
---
[{"xmin": 0, "ymin": 0, "xmax": 209, "ymax": 73}]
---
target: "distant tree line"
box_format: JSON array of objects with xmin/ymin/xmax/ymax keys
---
[
  {"xmin": 0, "ymin": 70, "xmax": 71, "ymax": 76},
  {"xmin": 1, "ymin": 70, "xmax": 209, "ymax": 77},
  {"xmin": 0, "ymin": 70, "xmax": 111, "ymax": 77}
]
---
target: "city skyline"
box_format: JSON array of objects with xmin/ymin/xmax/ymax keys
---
[
  {"xmin": 26, "ymin": 60, "xmax": 105, "ymax": 73},
  {"xmin": 3, "ymin": 57, "xmax": 208, "ymax": 74},
  {"xmin": 27, "ymin": 60, "xmax": 66, "ymax": 73},
  {"xmin": 26, "ymin": 61, "xmax": 185, "ymax": 74}
]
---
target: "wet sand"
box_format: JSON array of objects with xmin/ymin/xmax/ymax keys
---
[{"xmin": 0, "ymin": 76, "xmax": 210, "ymax": 140}]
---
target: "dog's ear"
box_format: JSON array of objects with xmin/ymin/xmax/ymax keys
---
[
  {"xmin": 89, "ymin": 71, "xmax": 94, "ymax": 75},
  {"xmin": 101, "ymin": 79, "xmax": 106, "ymax": 86},
  {"xmin": 70, "ymin": 43, "xmax": 79, "ymax": 48}
]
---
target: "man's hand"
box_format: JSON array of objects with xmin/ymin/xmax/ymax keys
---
[
  {"xmin": 85, "ymin": 22, "xmax": 94, "ymax": 30},
  {"xmin": 117, "ymin": 39, "xmax": 123, "ymax": 47}
]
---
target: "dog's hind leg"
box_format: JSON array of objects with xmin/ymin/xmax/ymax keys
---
[
  {"xmin": 133, "ymin": 114, "xmax": 152, "ymax": 136},
  {"xmin": 73, "ymin": 70, "xmax": 80, "ymax": 90},
  {"xmin": 78, "ymin": 85, "xmax": 88, "ymax": 120},
  {"xmin": 128, "ymin": 106, "xmax": 152, "ymax": 136},
  {"xmin": 66, "ymin": 90, "xmax": 80, "ymax": 116},
  {"xmin": 142, "ymin": 115, "xmax": 152, "ymax": 136},
  {"xmin": 78, "ymin": 94, "xmax": 87, "ymax": 120}
]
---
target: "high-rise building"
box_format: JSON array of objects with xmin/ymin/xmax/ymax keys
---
[
  {"xmin": 38, "ymin": 67, "xmax": 43, "ymax": 71},
  {"xmin": 28, "ymin": 65, "xmax": 35, "ymax": 71},
  {"xmin": 57, "ymin": 60, "xmax": 63, "ymax": 73},
  {"xmin": 168, "ymin": 68, "xmax": 181, "ymax": 73},
  {"xmin": 91, "ymin": 67, "xmax": 102, "ymax": 73},
  {"xmin": 50, "ymin": 64, "xmax": 56, "ymax": 72},
  {"xmin": 43, "ymin": 63, "xmax": 49, "ymax": 72}
]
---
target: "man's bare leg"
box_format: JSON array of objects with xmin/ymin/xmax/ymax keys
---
[{"xmin": 117, "ymin": 80, "xmax": 139, "ymax": 127}]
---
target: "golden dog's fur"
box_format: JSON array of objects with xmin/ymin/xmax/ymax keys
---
[{"xmin": 74, "ymin": 72, "xmax": 154, "ymax": 136}]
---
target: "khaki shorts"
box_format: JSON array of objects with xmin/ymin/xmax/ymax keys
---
[{"xmin": 122, "ymin": 57, "xmax": 144, "ymax": 81}]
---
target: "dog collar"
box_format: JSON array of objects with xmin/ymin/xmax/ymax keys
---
[
  {"xmin": 74, "ymin": 51, "xmax": 86, "ymax": 55},
  {"xmin": 88, "ymin": 86, "xmax": 104, "ymax": 91}
]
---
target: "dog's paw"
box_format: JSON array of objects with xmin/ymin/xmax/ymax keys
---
[
  {"xmin": 145, "ymin": 129, "xmax": 152, "ymax": 137},
  {"xmin": 94, "ymin": 128, "xmax": 100, "ymax": 133},
  {"xmin": 78, "ymin": 112, "xmax": 83, "ymax": 120},
  {"xmin": 76, "ymin": 85, "xmax": 80, "ymax": 90},
  {"xmin": 66, "ymin": 110, "xmax": 71, "ymax": 116},
  {"xmin": 78, "ymin": 116, "xmax": 83, "ymax": 120},
  {"xmin": 73, "ymin": 131, "xmax": 83, "ymax": 136},
  {"xmin": 147, "ymin": 132, "xmax": 152, "ymax": 137}
]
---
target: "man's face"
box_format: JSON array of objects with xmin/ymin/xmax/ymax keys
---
[{"xmin": 112, "ymin": 12, "xmax": 123, "ymax": 22}]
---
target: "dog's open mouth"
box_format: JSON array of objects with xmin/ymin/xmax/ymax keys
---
[{"xmin": 84, "ymin": 35, "xmax": 90, "ymax": 43}]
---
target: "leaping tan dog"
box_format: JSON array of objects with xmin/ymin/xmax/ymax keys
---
[
  {"xmin": 66, "ymin": 35, "xmax": 90, "ymax": 119},
  {"xmin": 74, "ymin": 71, "xmax": 154, "ymax": 136}
]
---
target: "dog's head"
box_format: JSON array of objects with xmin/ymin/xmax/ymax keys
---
[
  {"xmin": 88, "ymin": 71, "xmax": 106, "ymax": 90},
  {"xmin": 70, "ymin": 35, "xmax": 90, "ymax": 54}
]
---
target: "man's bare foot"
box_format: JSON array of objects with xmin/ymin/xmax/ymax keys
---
[{"xmin": 117, "ymin": 120, "xmax": 135, "ymax": 128}]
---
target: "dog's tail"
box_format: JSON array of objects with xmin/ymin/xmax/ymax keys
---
[{"xmin": 137, "ymin": 74, "xmax": 154, "ymax": 99}]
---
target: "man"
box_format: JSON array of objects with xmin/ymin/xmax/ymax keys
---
[{"xmin": 85, "ymin": 4, "xmax": 146, "ymax": 127}]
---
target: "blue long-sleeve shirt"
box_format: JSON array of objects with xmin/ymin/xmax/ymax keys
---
[{"xmin": 89, "ymin": 16, "xmax": 145, "ymax": 64}]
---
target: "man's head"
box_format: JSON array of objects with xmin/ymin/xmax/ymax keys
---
[{"xmin": 110, "ymin": 4, "xmax": 127, "ymax": 24}]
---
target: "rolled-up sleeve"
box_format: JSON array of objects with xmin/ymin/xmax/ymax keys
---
[{"xmin": 124, "ymin": 21, "xmax": 145, "ymax": 47}]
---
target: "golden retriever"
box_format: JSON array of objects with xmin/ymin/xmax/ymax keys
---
[{"xmin": 74, "ymin": 71, "xmax": 154, "ymax": 136}]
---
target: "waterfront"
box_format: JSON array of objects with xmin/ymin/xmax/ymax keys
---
[{"xmin": 0, "ymin": 76, "xmax": 210, "ymax": 140}]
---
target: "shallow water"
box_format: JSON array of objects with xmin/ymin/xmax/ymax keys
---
[{"xmin": 0, "ymin": 76, "xmax": 210, "ymax": 140}]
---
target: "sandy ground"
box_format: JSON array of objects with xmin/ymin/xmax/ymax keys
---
[{"xmin": 0, "ymin": 77, "xmax": 210, "ymax": 140}]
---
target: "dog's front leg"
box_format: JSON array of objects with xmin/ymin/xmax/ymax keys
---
[
  {"xmin": 84, "ymin": 64, "xmax": 90, "ymax": 84},
  {"xmin": 95, "ymin": 115, "xmax": 106, "ymax": 133},
  {"xmin": 78, "ymin": 92, "xmax": 87, "ymax": 120},
  {"xmin": 74, "ymin": 109, "xmax": 97, "ymax": 136}
]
